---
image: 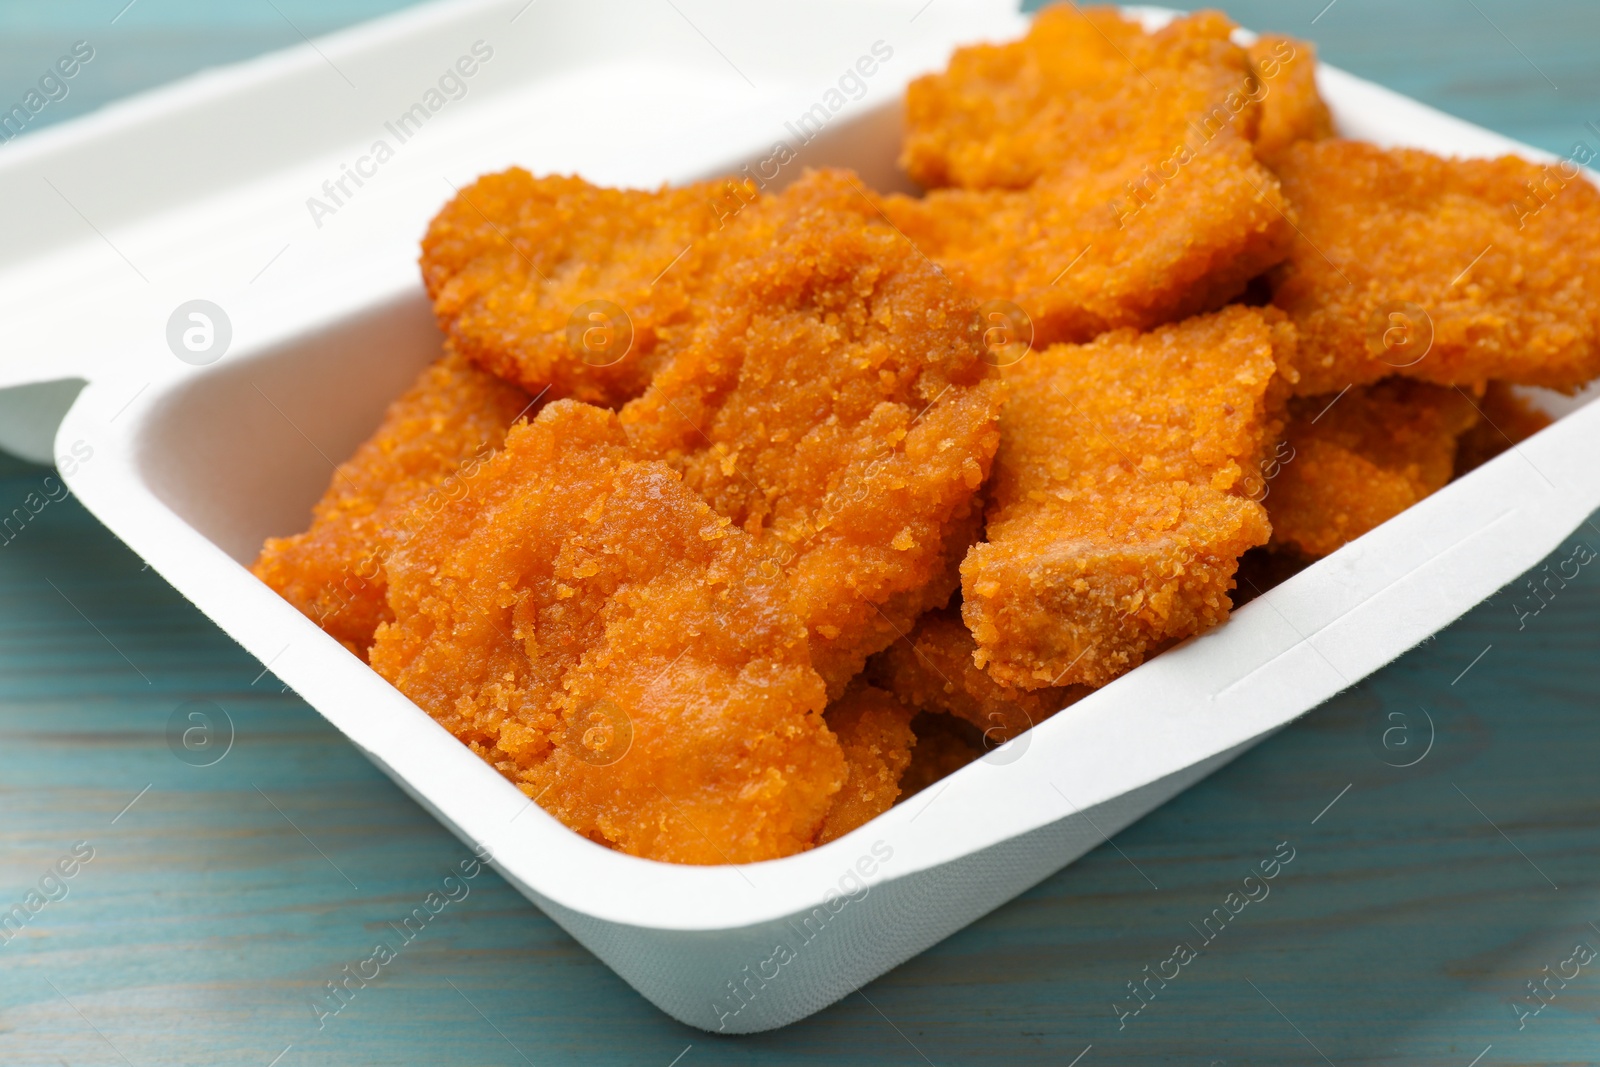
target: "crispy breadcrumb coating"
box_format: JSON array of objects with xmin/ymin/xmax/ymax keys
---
[
  {"xmin": 1270, "ymin": 140, "xmax": 1600, "ymax": 395},
  {"xmin": 890, "ymin": 6, "xmax": 1293, "ymax": 346},
  {"xmin": 962, "ymin": 306, "xmax": 1289, "ymax": 689},
  {"xmin": 623, "ymin": 170, "xmax": 1004, "ymax": 696},
  {"xmin": 881, "ymin": 142, "xmax": 1294, "ymax": 348},
  {"xmin": 1248, "ymin": 35, "xmax": 1333, "ymax": 168},
  {"xmin": 869, "ymin": 608, "xmax": 1083, "ymax": 745},
  {"xmin": 1454, "ymin": 380, "xmax": 1555, "ymax": 475},
  {"xmin": 816, "ymin": 684, "xmax": 919, "ymax": 844},
  {"xmin": 901, "ymin": 6, "xmax": 1259, "ymax": 191},
  {"xmin": 421, "ymin": 169, "xmax": 751, "ymax": 407},
  {"xmin": 1267, "ymin": 379, "xmax": 1481, "ymax": 557},
  {"xmin": 369, "ymin": 400, "xmax": 843, "ymax": 865},
  {"xmin": 250, "ymin": 350, "xmax": 531, "ymax": 657}
]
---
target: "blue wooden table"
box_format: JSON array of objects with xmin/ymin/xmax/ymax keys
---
[{"xmin": 3, "ymin": 2, "xmax": 1599, "ymax": 1064}]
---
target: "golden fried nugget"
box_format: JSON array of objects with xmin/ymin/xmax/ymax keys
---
[
  {"xmin": 1455, "ymin": 381, "xmax": 1554, "ymax": 475},
  {"xmin": 250, "ymin": 351, "xmax": 531, "ymax": 658},
  {"xmin": 816, "ymin": 684, "xmax": 919, "ymax": 844},
  {"xmin": 1267, "ymin": 379, "xmax": 1480, "ymax": 557},
  {"xmin": 1270, "ymin": 140, "xmax": 1600, "ymax": 395},
  {"xmin": 962, "ymin": 306, "xmax": 1289, "ymax": 689},
  {"xmin": 370, "ymin": 400, "xmax": 843, "ymax": 865},
  {"xmin": 1248, "ymin": 35, "xmax": 1333, "ymax": 168},
  {"xmin": 901, "ymin": 6, "xmax": 1259, "ymax": 190},
  {"xmin": 870, "ymin": 608, "xmax": 1083, "ymax": 745},
  {"xmin": 881, "ymin": 139, "xmax": 1294, "ymax": 348},
  {"xmin": 421, "ymin": 169, "xmax": 754, "ymax": 407},
  {"xmin": 623, "ymin": 169, "xmax": 1004, "ymax": 697},
  {"xmin": 898, "ymin": 712, "xmax": 983, "ymax": 799}
]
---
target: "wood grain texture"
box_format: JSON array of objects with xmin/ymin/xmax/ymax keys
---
[{"xmin": 2, "ymin": 2, "xmax": 1599, "ymax": 1064}]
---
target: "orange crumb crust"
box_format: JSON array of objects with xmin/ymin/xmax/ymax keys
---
[
  {"xmin": 816, "ymin": 684, "xmax": 919, "ymax": 844},
  {"xmin": 1270, "ymin": 140, "xmax": 1600, "ymax": 396},
  {"xmin": 961, "ymin": 306, "xmax": 1289, "ymax": 689},
  {"xmin": 1267, "ymin": 378, "xmax": 1481, "ymax": 558},
  {"xmin": 900, "ymin": 6, "xmax": 1258, "ymax": 191},
  {"xmin": 622, "ymin": 170, "xmax": 1004, "ymax": 696},
  {"xmin": 881, "ymin": 142, "xmax": 1294, "ymax": 349},
  {"xmin": 887, "ymin": 7, "xmax": 1294, "ymax": 349},
  {"xmin": 869, "ymin": 608, "xmax": 1083, "ymax": 744},
  {"xmin": 421, "ymin": 170, "xmax": 748, "ymax": 407},
  {"xmin": 250, "ymin": 350, "xmax": 531, "ymax": 658},
  {"xmin": 1247, "ymin": 35, "xmax": 1333, "ymax": 168},
  {"xmin": 369, "ymin": 400, "xmax": 843, "ymax": 865}
]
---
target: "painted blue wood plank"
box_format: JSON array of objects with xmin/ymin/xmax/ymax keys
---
[
  {"xmin": 0, "ymin": 0, "xmax": 434, "ymax": 137},
  {"xmin": 2, "ymin": 2, "xmax": 1600, "ymax": 1064}
]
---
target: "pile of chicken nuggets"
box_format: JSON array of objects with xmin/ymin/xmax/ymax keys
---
[{"xmin": 252, "ymin": 6, "xmax": 1600, "ymax": 864}]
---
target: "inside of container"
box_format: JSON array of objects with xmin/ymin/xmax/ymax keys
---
[{"xmin": 132, "ymin": 98, "xmax": 917, "ymax": 565}]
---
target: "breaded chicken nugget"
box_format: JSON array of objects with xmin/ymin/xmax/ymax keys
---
[
  {"xmin": 1267, "ymin": 379, "xmax": 1480, "ymax": 557},
  {"xmin": 816, "ymin": 684, "xmax": 919, "ymax": 844},
  {"xmin": 962, "ymin": 306, "xmax": 1290, "ymax": 689},
  {"xmin": 1248, "ymin": 35, "xmax": 1333, "ymax": 168},
  {"xmin": 421, "ymin": 169, "xmax": 753, "ymax": 407},
  {"xmin": 882, "ymin": 140, "xmax": 1294, "ymax": 347},
  {"xmin": 1454, "ymin": 381, "xmax": 1554, "ymax": 475},
  {"xmin": 623, "ymin": 170, "xmax": 1004, "ymax": 696},
  {"xmin": 370, "ymin": 400, "xmax": 843, "ymax": 865},
  {"xmin": 901, "ymin": 6, "xmax": 1259, "ymax": 191},
  {"xmin": 251, "ymin": 350, "xmax": 531, "ymax": 658},
  {"xmin": 869, "ymin": 608, "xmax": 1084, "ymax": 745},
  {"xmin": 891, "ymin": 6, "xmax": 1293, "ymax": 346},
  {"xmin": 1270, "ymin": 141, "xmax": 1600, "ymax": 395}
]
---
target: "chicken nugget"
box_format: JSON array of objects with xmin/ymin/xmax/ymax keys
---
[
  {"xmin": 250, "ymin": 350, "xmax": 532, "ymax": 658},
  {"xmin": 421, "ymin": 169, "xmax": 756, "ymax": 406},
  {"xmin": 962, "ymin": 306, "xmax": 1289, "ymax": 689},
  {"xmin": 370, "ymin": 400, "xmax": 843, "ymax": 865},
  {"xmin": 816, "ymin": 684, "xmax": 919, "ymax": 844},
  {"xmin": 1266, "ymin": 378, "xmax": 1481, "ymax": 558},
  {"xmin": 882, "ymin": 140, "xmax": 1294, "ymax": 347},
  {"xmin": 622, "ymin": 169, "xmax": 1004, "ymax": 696},
  {"xmin": 1248, "ymin": 35, "xmax": 1333, "ymax": 168},
  {"xmin": 869, "ymin": 607, "xmax": 1084, "ymax": 745},
  {"xmin": 1270, "ymin": 140, "xmax": 1600, "ymax": 395},
  {"xmin": 901, "ymin": 6, "xmax": 1259, "ymax": 191},
  {"xmin": 1454, "ymin": 380, "xmax": 1554, "ymax": 475}
]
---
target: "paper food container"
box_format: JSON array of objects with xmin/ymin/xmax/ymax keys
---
[{"xmin": 1, "ymin": 0, "xmax": 1594, "ymax": 1034}]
